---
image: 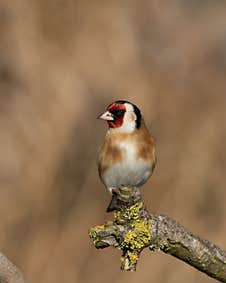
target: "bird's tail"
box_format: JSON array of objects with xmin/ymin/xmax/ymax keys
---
[{"xmin": 106, "ymin": 192, "xmax": 118, "ymax": 212}]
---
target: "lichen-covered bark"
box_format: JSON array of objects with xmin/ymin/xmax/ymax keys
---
[
  {"xmin": 0, "ymin": 253, "xmax": 27, "ymax": 283},
  {"xmin": 89, "ymin": 187, "xmax": 226, "ymax": 282}
]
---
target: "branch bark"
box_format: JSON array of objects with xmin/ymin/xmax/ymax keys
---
[
  {"xmin": 0, "ymin": 253, "xmax": 27, "ymax": 283},
  {"xmin": 89, "ymin": 187, "xmax": 226, "ymax": 283}
]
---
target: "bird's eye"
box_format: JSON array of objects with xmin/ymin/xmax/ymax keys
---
[{"xmin": 111, "ymin": 109, "xmax": 125, "ymax": 118}]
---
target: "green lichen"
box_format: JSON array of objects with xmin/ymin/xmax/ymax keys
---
[
  {"xmin": 89, "ymin": 225, "xmax": 106, "ymax": 248},
  {"xmin": 211, "ymin": 256, "xmax": 217, "ymax": 264},
  {"xmin": 89, "ymin": 227, "xmax": 97, "ymax": 240},
  {"xmin": 105, "ymin": 221, "xmax": 114, "ymax": 227},
  {"xmin": 158, "ymin": 240, "xmax": 170, "ymax": 252},
  {"xmin": 149, "ymin": 243, "xmax": 158, "ymax": 251},
  {"xmin": 89, "ymin": 227, "xmax": 99, "ymax": 246},
  {"xmin": 149, "ymin": 239, "xmax": 171, "ymax": 252},
  {"xmin": 121, "ymin": 220, "xmax": 152, "ymax": 250}
]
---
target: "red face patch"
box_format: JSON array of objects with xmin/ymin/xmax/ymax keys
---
[{"xmin": 106, "ymin": 103, "xmax": 126, "ymax": 128}]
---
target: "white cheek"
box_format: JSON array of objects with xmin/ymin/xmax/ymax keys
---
[
  {"xmin": 127, "ymin": 111, "xmax": 136, "ymax": 123},
  {"xmin": 120, "ymin": 111, "xmax": 136, "ymax": 132}
]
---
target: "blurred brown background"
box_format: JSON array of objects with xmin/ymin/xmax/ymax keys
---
[{"xmin": 0, "ymin": 1, "xmax": 226, "ymax": 282}]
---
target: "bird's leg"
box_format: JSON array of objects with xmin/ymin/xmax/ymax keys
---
[{"xmin": 106, "ymin": 186, "xmax": 141, "ymax": 213}]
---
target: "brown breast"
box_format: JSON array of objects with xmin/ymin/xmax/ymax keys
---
[{"xmin": 98, "ymin": 118, "xmax": 156, "ymax": 176}]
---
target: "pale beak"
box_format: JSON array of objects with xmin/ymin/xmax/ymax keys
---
[{"xmin": 97, "ymin": 110, "xmax": 114, "ymax": 121}]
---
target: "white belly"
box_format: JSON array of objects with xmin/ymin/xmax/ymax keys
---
[
  {"xmin": 102, "ymin": 161, "xmax": 151, "ymax": 189},
  {"xmin": 101, "ymin": 142, "xmax": 152, "ymax": 190}
]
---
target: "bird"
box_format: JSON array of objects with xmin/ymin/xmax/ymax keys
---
[{"xmin": 97, "ymin": 100, "xmax": 156, "ymax": 212}]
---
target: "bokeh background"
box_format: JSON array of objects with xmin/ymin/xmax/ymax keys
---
[{"xmin": 1, "ymin": 1, "xmax": 226, "ymax": 282}]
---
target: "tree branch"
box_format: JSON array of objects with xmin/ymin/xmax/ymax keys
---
[
  {"xmin": 89, "ymin": 187, "xmax": 226, "ymax": 282},
  {"xmin": 0, "ymin": 252, "xmax": 27, "ymax": 283}
]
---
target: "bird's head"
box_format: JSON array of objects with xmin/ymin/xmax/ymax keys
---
[{"xmin": 98, "ymin": 100, "xmax": 141, "ymax": 133}]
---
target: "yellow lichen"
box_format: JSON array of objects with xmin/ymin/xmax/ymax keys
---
[
  {"xmin": 120, "ymin": 251, "xmax": 139, "ymax": 270},
  {"xmin": 114, "ymin": 210, "xmax": 122, "ymax": 221},
  {"xmin": 114, "ymin": 202, "xmax": 143, "ymax": 223},
  {"xmin": 127, "ymin": 251, "xmax": 139, "ymax": 262},
  {"xmin": 127, "ymin": 202, "xmax": 143, "ymax": 220},
  {"xmin": 94, "ymin": 224, "xmax": 105, "ymax": 230},
  {"xmin": 121, "ymin": 220, "xmax": 152, "ymax": 250}
]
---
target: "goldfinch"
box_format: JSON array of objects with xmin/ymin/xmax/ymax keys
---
[{"xmin": 97, "ymin": 100, "xmax": 156, "ymax": 212}]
